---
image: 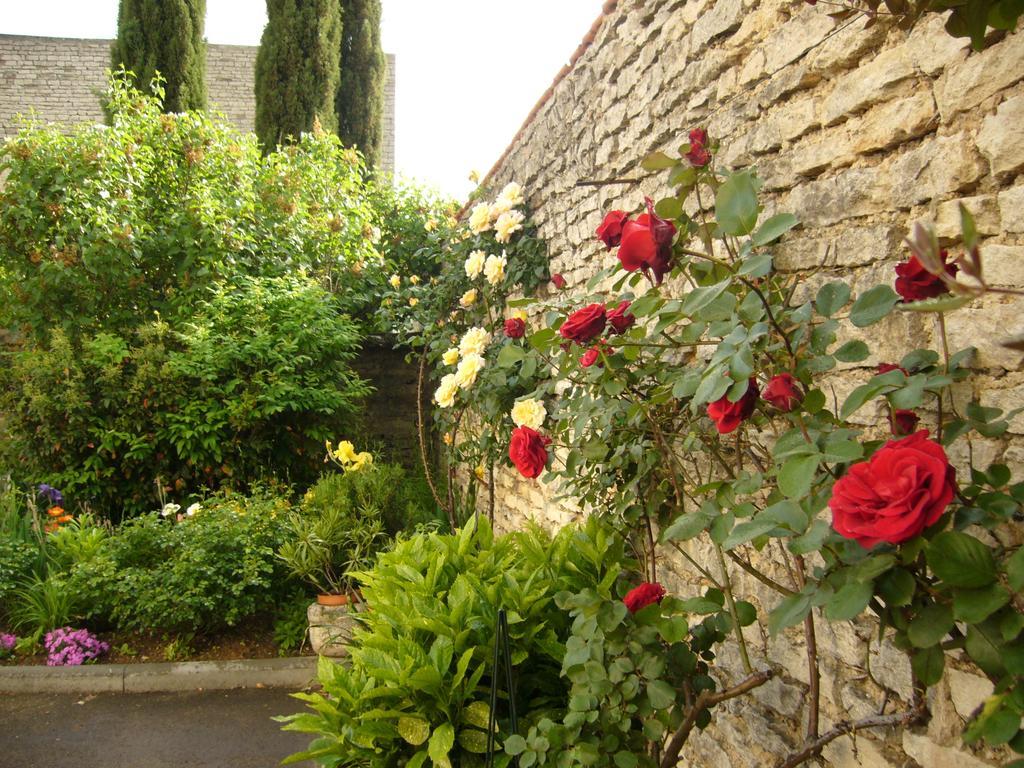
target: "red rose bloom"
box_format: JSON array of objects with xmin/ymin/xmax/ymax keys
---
[
  {"xmin": 890, "ymin": 409, "xmax": 919, "ymax": 436},
  {"xmin": 877, "ymin": 363, "xmax": 909, "ymax": 376},
  {"xmin": 762, "ymin": 374, "xmax": 802, "ymax": 412},
  {"xmin": 504, "ymin": 318, "xmax": 526, "ymax": 339},
  {"xmin": 616, "ymin": 198, "xmax": 677, "ymax": 285},
  {"xmin": 686, "ymin": 128, "xmax": 711, "ymax": 167},
  {"xmin": 607, "ymin": 300, "xmax": 636, "ymax": 334},
  {"xmin": 551, "ymin": 273, "xmax": 567, "ymax": 289},
  {"xmin": 623, "ymin": 582, "xmax": 666, "ymax": 613},
  {"xmin": 596, "ymin": 210, "xmax": 629, "ymax": 250},
  {"xmin": 580, "ymin": 346, "xmax": 602, "ymax": 368},
  {"xmin": 894, "ymin": 250, "xmax": 958, "ymax": 302},
  {"xmin": 508, "ymin": 426, "xmax": 551, "ymax": 479},
  {"xmin": 559, "ymin": 303, "xmax": 607, "ymax": 344},
  {"xmin": 706, "ymin": 379, "xmax": 759, "ymax": 434},
  {"xmin": 829, "ymin": 430, "xmax": 955, "ymax": 548}
]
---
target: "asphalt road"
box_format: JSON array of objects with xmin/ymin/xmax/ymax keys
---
[{"xmin": 0, "ymin": 688, "xmax": 316, "ymax": 768}]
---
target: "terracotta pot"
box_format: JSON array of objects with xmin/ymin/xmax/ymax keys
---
[{"xmin": 316, "ymin": 593, "xmax": 350, "ymax": 607}]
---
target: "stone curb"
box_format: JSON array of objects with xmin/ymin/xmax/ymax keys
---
[{"xmin": 0, "ymin": 656, "xmax": 319, "ymax": 694}]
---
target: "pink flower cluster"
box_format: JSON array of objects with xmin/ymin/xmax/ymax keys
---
[
  {"xmin": 44, "ymin": 627, "xmax": 109, "ymax": 666},
  {"xmin": 0, "ymin": 633, "xmax": 16, "ymax": 657}
]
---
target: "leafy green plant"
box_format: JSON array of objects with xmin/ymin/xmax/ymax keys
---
[
  {"xmin": 273, "ymin": 590, "xmax": 312, "ymax": 655},
  {"xmin": 8, "ymin": 575, "xmax": 75, "ymax": 640}
]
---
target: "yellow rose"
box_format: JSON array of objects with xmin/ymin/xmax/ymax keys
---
[
  {"xmin": 454, "ymin": 353, "xmax": 485, "ymax": 389},
  {"xmin": 464, "ymin": 250, "xmax": 486, "ymax": 279},
  {"xmin": 459, "ymin": 288, "xmax": 478, "ymax": 308},
  {"xmin": 408, "ymin": 297, "xmax": 419, "ymax": 307},
  {"xmin": 459, "ymin": 327, "xmax": 491, "ymax": 357},
  {"xmin": 484, "ymin": 252, "xmax": 507, "ymax": 286},
  {"xmin": 496, "ymin": 181, "xmax": 524, "ymax": 207},
  {"xmin": 434, "ymin": 374, "xmax": 459, "ymax": 408},
  {"xmin": 410, "ymin": 275, "xmax": 421, "ymax": 285},
  {"xmin": 510, "ymin": 398, "xmax": 547, "ymax": 430},
  {"xmin": 468, "ymin": 203, "xmax": 491, "ymax": 234},
  {"xmin": 442, "ymin": 348, "xmax": 460, "ymax": 366},
  {"xmin": 389, "ymin": 274, "xmax": 401, "ymax": 288},
  {"xmin": 334, "ymin": 440, "xmax": 358, "ymax": 464},
  {"xmin": 494, "ymin": 211, "xmax": 525, "ymax": 244},
  {"xmin": 511, "ymin": 309, "xmax": 528, "ymax": 322}
]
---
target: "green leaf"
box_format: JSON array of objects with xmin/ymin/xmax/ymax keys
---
[
  {"xmin": 908, "ymin": 603, "xmax": 954, "ymax": 648},
  {"xmin": 965, "ymin": 621, "xmax": 1006, "ymax": 677},
  {"xmin": 681, "ymin": 279, "xmax": 731, "ymax": 317},
  {"xmin": 877, "ymin": 568, "xmax": 916, "ymax": 607},
  {"xmin": 778, "ymin": 454, "xmax": 820, "ymax": 499},
  {"xmin": 642, "ymin": 151, "xmax": 678, "ymax": 171},
  {"xmin": 850, "ymin": 285, "xmax": 899, "ymax": 327},
  {"xmin": 428, "ymin": 723, "xmax": 455, "ymax": 768},
  {"xmin": 655, "ymin": 197, "xmax": 683, "ymax": 220},
  {"xmin": 458, "ymin": 729, "xmax": 490, "ymax": 754},
  {"xmin": 768, "ymin": 592, "xmax": 812, "ymax": 636},
  {"xmin": 911, "ymin": 645, "xmax": 945, "ymax": 686},
  {"xmin": 504, "ymin": 735, "xmax": 527, "ymax": 756},
  {"xmin": 614, "ymin": 751, "xmax": 639, "ymax": 768},
  {"xmin": 823, "ymin": 581, "xmax": 873, "ymax": 621},
  {"xmin": 833, "ymin": 339, "xmax": 870, "ymax": 363},
  {"xmin": 751, "ymin": 213, "xmax": 798, "ymax": 246},
  {"xmin": 658, "ymin": 615, "xmax": 689, "ymax": 643},
  {"xmin": 646, "ymin": 679, "xmax": 677, "ymax": 709},
  {"xmin": 722, "ymin": 518, "xmax": 782, "ymax": 550},
  {"xmin": 497, "ymin": 345, "xmax": 526, "ymax": 367},
  {"xmin": 398, "ymin": 717, "xmax": 431, "ymax": 746},
  {"xmin": 953, "ymin": 584, "xmax": 1010, "ymax": 624},
  {"xmin": 737, "ymin": 253, "xmax": 773, "ymax": 278},
  {"xmin": 715, "ymin": 171, "xmax": 760, "ymax": 236},
  {"xmin": 927, "ymin": 531, "xmax": 998, "ymax": 588},
  {"xmin": 815, "ymin": 282, "xmax": 851, "ymax": 318},
  {"xmin": 662, "ymin": 506, "xmax": 715, "ymax": 542},
  {"xmin": 1006, "ymin": 547, "xmax": 1024, "ymax": 591},
  {"xmin": 896, "ymin": 294, "xmax": 972, "ymax": 313},
  {"xmin": 461, "ymin": 701, "xmax": 491, "ymax": 729}
]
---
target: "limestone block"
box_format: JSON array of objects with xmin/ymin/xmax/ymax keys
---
[
  {"xmin": 944, "ymin": 294, "xmax": 1024, "ymax": 372},
  {"xmin": 690, "ymin": 0, "xmax": 743, "ymax": 50},
  {"xmin": 947, "ymin": 668, "xmax": 995, "ymax": 720},
  {"xmin": 977, "ymin": 94, "xmax": 1024, "ymax": 177},
  {"xmin": 821, "ymin": 46, "xmax": 916, "ymax": 126},
  {"xmin": 902, "ymin": 732, "xmax": 998, "ymax": 768},
  {"xmin": 979, "ymin": 243, "xmax": 1024, "ymax": 287},
  {"xmin": 934, "ymin": 195, "xmax": 1001, "ymax": 240},
  {"xmin": 982, "ymin": 376, "xmax": 1024, "ymax": 432},
  {"xmin": 821, "ymin": 735, "xmax": 900, "ymax": 768},
  {"xmin": 889, "ymin": 132, "xmax": 986, "ymax": 208},
  {"xmin": 783, "ymin": 166, "xmax": 893, "ymax": 227},
  {"xmin": 935, "ymin": 30, "xmax": 1024, "ymax": 120},
  {"xmin": 851, "ymin": 90, "xmax": 937, "ymax": 156},
  {"xmin": 999, "ymin": 185, "xmax": 1024, "ymax": 233}
]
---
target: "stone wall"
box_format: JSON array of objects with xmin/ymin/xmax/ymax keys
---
[
  {"xmin": 479, "ymin": 2, "xmax": 1023, "ymax": 766},
  {"xmin": 0, "ymin": 34, "xmax": 396, "ymax": 172}
]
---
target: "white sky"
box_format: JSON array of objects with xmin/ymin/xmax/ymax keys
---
[{"xmin": 1, "ymin": 0, "xmax": 604, "ymax": 199}]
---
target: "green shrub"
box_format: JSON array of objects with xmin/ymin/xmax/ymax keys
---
[
  {"xmin": 0, "ymin": 275, "xmax": 370, "ymax": 517},
  {"xmin": 0, "ymin": 538, "xmax": 39, "ymax": 618},
  {"xmin": 7, "ymin": 575, "xmax": 75, "ymax": 638},
  {"xmin": 278, "ymin": 518, "xmax": 614, "ymax": 767},
  {"xmin": 68, "ymin": 489, "xmax": 296, "ymax": 634}
]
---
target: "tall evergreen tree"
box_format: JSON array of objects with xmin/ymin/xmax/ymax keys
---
[
  {"xmin": 110, "ymin": 0, "xmax": 207, "ymax": 112},
  {"xmin": 336, "ymin": 0, "xmax": 386, "ymax": 168},
  {"xmin": 255, "ymin": 0, "xmax": 342, "ymax": 152}
]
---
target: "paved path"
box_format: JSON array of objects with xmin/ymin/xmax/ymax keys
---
[{"xmin": 0, "ymin": 688, "xmax": 316, "ymax": 767}]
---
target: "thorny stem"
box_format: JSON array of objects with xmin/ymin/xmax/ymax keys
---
[
  {"xmin": 659, "ymin": 670, "xmax": 774, "ymax": 768},
  {"xmin": 643, "ymin": 512, "xmax": 659, "ymax": 582},
  {"xmin": 416, "ymin": 353, "xmax": 446, "ymax": 514},
  {"xmin": 793, "ymin": 554, "xmax": 820, "ymax": 741},
  {"xmin": 714, "ymin": 542, "xmax": 754, "ymax": 674},
  {"xmin": 671, "ymin": 542, "xmax": 721, "ymax": 587}
]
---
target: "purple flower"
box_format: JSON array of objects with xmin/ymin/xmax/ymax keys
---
[
  {"xmin": 37, "ymin": 484, "xmax": 63, "ymax": 506},
  {"xmin": 0, "ymin": 633, "xmax": 16, "ymax": 655},
  {"xmin": 43, "ymin": 627, "xmax": 108, "ymax": 666}
]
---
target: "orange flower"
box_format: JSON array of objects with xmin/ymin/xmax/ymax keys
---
[
  {"xmin": 46, "ymin": 506, "xmax": 65, "ymax": 518},
  {"xmin": 44, "ymin": 523, "xmax": 58, "ymax": 533},
  {"xmin": 57, "ymin": 515, "xmax": 73, "ymax": 524}
]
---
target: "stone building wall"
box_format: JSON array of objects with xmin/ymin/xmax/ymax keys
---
[
  {"xmin": 0, "ymin": 34, "xmax": 396, "ymax": 172},
  {"xmin": 352, "ymin": 342, "xmax": 425, "ymax": 470},
  {"xmin": 478, "ymin": 2, "xmax": 1024, "ymax": 766}
]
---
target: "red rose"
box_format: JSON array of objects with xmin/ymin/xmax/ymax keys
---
[
  {"xmin": 623, "ymin": 582, "xmax": 666, "ymax": 613},
  {"xmin": 877, "ymin": 363, "xmax": 909, "ymax": 376},
  {"xmin": 616, "ymin": 198, "xmax": 677, "ymax": 285},
  {"xmin": 686, "ymin": 128, "xmax": 711, "ymax": 167},
  {"xmin": 894, "ymin": 250, "xmax": 958, "ymax": 302},
  {"xmin": 706, "ymin": 379, "xmax": 759, "ymax": 434},
  {"xmin": 580, "ymin": 345, "xmax": 602, "ymax": 368},
  {"xmin": 890, "ymin": 409, "xmax": 919, "ymax": 436},
  {"xmin": 607, "ymin": 300, "xmax": 635, "ymax": 334},
  {"xmin": 508, "ymin": 426, "xmax": 551, "ymax": 479},
  {"xmin": 551, "ymin": 273, "xmax": 567, "ymax": 289},
  {"xmin": 829, "ymin": 430, "xmax": 955, "ymax": 548},
  {"xmin": 504, "ymin": 318, "xmax": 526, "ymax": 339},
  {"xmin": 596, "ymin": 210, "xmax": 629, "ymax": 250},
  {"xmin": 762, "ymin": 374, "xmax": 802, "ymax": 412},
  {"xmin": 559, "ymin": 303, "xmax": 607, "ymax": 344}
]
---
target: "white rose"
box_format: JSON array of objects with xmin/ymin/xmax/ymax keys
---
[
  {"xmin": 454, "ymin": 353, "xmax": 486, "ymax": 389},
  {"xmin": 464, "ymin": 250, "xmax": 486, "ymax": 279},
  {"xmin": 511, "ymin": 398, "xmax": 547, "ymax": 430}
]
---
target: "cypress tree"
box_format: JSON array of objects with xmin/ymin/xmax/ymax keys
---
[
  {"xmin": 255, "ymin": 0, "xmax": 342, "ymax": 152},
  {"xmin": 110, "ymin": 0, "xmax": 207, "ymax": 112},
  {"xmin": 336, "ymin": 0, "xmax": 386, "ymax": 168}
]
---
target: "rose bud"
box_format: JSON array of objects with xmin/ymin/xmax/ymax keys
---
[
  {"xmin": 504, "ymin": 318, "xmax": 526, "ymax": 339},
  {"xmin": 706, "ymin": 379, "xmax": 759, "ymax": 434},
  {"xmin": 596, "ymin": 210, "xmax": 629, "ymax": 250},
  {"xmin": 894, "ymin": 249, "xmax": 958, "ymax": 302},
  {"xmin": 890, "ymin": 409, "xmax": 920, "ymax": 436},
  {"xmin": 607, "ymin": 300, "xmax": 636, "ymax": 334},
  {"xmin": 762, "ymin": 373, "xmax": 802, "ymax": 412},
  {"xmin": 623, "ymin": 582, "xmax": 666, "ymax": 613},
  {"xmin": 551, "ymin": 273, "xmax": 567, "ymax": 289},
  {"xmin": 876, "ymin": 363, "xmax": 909, "ymax": 376}
]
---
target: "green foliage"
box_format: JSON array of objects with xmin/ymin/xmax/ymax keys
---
[
  {"xmin": 273, "ymin": 590, "xmax": 312, "ymax": 654},
  {"xmin": 111, "ymin": 0, "xmax": 207, "ymax": 112},
  {"xmin": 8, "ymin": 575, "xmax": 76, "ymax": 638},
  {"xmin": 0, "ymin": 538, "xmax": 39, "ymax": 618},
  {"xmin": 336, "ymin": 0, "xmax": 386, "ymax": 167},
  {"xmin": 255, "ymin": 0, "xmax": 343, "ymax": 151},
  {"xmin": 0, "ymin": 275, "xmax": 370, "ymax": 517},
  {"xmin": 66, "ymin": 489, "xmax": 296, "ymax": 634},
  {"xmin": 279, "ymin": 519, "xmax": 623, "ymax": 767}
]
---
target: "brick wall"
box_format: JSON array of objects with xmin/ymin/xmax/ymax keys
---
[
  {"xmin": 480, "ymin": 2, "xmax": 1024, "ymax": 766},
  {"xmin": 0, "ymin": 33, "xmax": 396, "ymax": 172}
]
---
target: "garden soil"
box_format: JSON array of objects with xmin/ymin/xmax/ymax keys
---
[{"xmin": 0, "ymin": 688, "xmax": 314, "ymax": 767}]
